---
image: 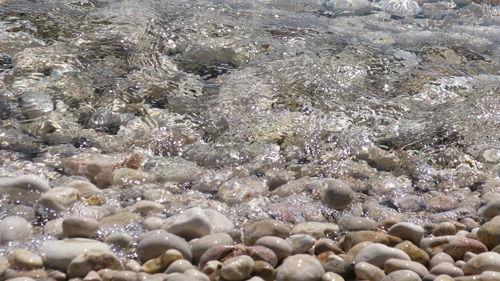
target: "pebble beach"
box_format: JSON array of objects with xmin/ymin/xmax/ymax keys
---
[{"xmin": 0, "ymin": 0, "xmax": 499, "ymax": 280}]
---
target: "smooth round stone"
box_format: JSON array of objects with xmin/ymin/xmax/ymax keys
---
[
  {"xmin": 462, "ymin": 252, "xmax": 500, "ymax": 275},
  {"xmin": 477, "ymin": 219, "xmax": 500, "ymax": 249},
  {"xmin": 244, "ymin": 220, "xmax": 291, "ymax": 245},
  {"xmin": 355, "ymin": 243, "xmax": 411, "ymax": 268},
  {"xmin": 125, "ymin": 259, "xmax": 141, "ymax": 272},
  {"xmin": 433, "ymin": 222, "xmax": 457, "ymax": 236},
  {"xmin": 429, "ymin": 262, "xmax": 464, "ymax": 277},
  {"xmin": 291, "ymin": 222, "xmax": 338, "ymax": 240},
  {"xmin": 104, "ymin": 233, "xmax": 132, "ymax": 249},
  {"xmin": 62, "ymin": 217, "xmax": 99, "ymax": 238},
  {"xmin": 383, "ymin": 269, "xmax": 421, "ymax": 281},
  {"xmin": 429, "ymin": 253, "xmax": 454, "ymax": 269},
  {"xmin": 132, "ymin": 200, "xmax": 164, "ymax": 216},
  {"xmin": 255, "ymin": 236, "xmax": 292, "ymax": 260},
  {"xmin": 322, "ymin": 179, "xmax": 354, "ymax": 210},
  {"xmin": 433, "ymin": 274, "xmax": 454, "ymax": 281},
  {"xmin": 384, "ymin": 258, "xmax": 429, "ymax": 277},
  {"xmin": 8, "ymin": 249, "xmax": 44, "ymax": 269},
  {"xmin": 165, "ymin": 259, "xmax": 194, "ymax": 274},
  {"xmin": 339, "ymin": 216, "xmax": 377, "ymax": 232},
  {"xmin": 442, "ymin": 237, "xmax": 488, "ymax": 260},
  {"xmin": 322, "ymin": 272, "xmax": 345, "ymax": 281},
  {"xmin": 253, "ymin": 260, "xmax": 275, "ymax": 281},
  {"xmin": 460, "ymin": 218, "xmax": 480, "ymax": 231},
  {"xmin": 0, "ymin": 216, "xmax": 32, "ymax": 245},
  {"xmin": 136, "ymin": 231, "xmax": 192, "ymax": 262},
  {"xmin": 388, "ymin": 223, "xmax": 425, "ymax": 245},
  {"xmin": 220, "ymin": 255, "xmax": 254, "ymax": 281},
  {"xmin": 39, "ymin": 238, "xmax": 111, "ymax": 270},
  {"xmin": 141, "ymin": 249, "xmax": 183, "ymax": 274},
  {"xmin": 288, "ymin": 234, "xmax": 316, "ymax": 254},
  {"xmin": 190, "ymin": 233, "xmax": 233, "ymax": 263},
  {"xmin": 8, "ymin": 205, "xmax": 35, "ymax": 221},
  {"xmin": 37, "ymin": 187, "xmax": 80, "ymax": 217},
  {"xmin": 347, "ymin": 241, "xmax": 373, "ymax": 260},
  {"xmin": 354, "ymin": 261, "xmax": 386, "ymax": 281},
  {"xmin": 427, "ymin": 196, "xmax": 458, "ymax": 212},
  {"xmin": 340, "ymin": 231, "xmax": 402, "ymax": 251},
  {"xmin": 0, "ymin": 175, "xmax": 51, "ymax": 203},
  {"xmin": 144, "ymin": 216, "xmax": 167, "ymax": 230},
  {"xmin": 395, "ymin": 241, "xmax": 430, "ymax": 266},
  {"xmin": 67, "ymin": 249, "xmax": 123, "ymax": 278},
  {"xmin": 110, "ymin": 270, "xmax": 138, "ymax": 281},
  {"xmin": 314, "ymin": 239, "xmax": 343, "ymax": 255},
  {"xmin": 66, "ymin": 180, "xmax": 102, "ymax": 198},
  {"xmin": 276, "ymin": 254, "xmax": 325, "ymax": 281},
  {"xmin": 165, "ymin": 269, "xmax": 210, "ymax": 281},
  {"xmin": 479, "ymin": 199, "xmax": 500, "ymax": 220},
  {"xmin": 203, "ymin": 209, "xmax": 234, "ymax": 233}
]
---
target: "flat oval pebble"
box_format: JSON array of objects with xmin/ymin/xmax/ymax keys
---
[
  {"xmin": 166, "ymin": 207, "xmax": 211, "ymax": 240},
  {"xmin": 338, "ymin": 216, "xmax": 378, "ymax": 232},
  {"xmin": 314, "ymin": 238, "xmax": 343, "ymax": 255},
  {"xmin": 288, "ymin": 234, "xmax": 316, "ymax": 254},
  {"xmin": 341, "ymin": 231, "xmax": 402, "ymax": 251},
  {"xmin": 429, "ymin": 262, "xmax": 464, "ymax": 277},
  {"xmin": 291, "ymin": 222, "xmax": 338, "ymax": 239},
  {"xmin": 0, "ymin": 216, "xmax": 32, "ymax": 245},
  {"xmin": 67, "ymin": 249, "xmax": 123, "ymax": 278},
  {"xmin": 62, "ymin": 217, "xmax": 99, "ymax": 238},
  {"xmin": 190, "ymin": 233, "xmax": 233, "ymax": 263},
  {"xmin": 429, "ymin": 252, "xmax": 454, "ymax": 269},
  {"xmin": 355, "ymin": 243, "xmax": 411, "ymax": 268},
  {"xmin": 220, "ymin": 255, "xmax": 254, "ymax": 281},
  {"xmin": 383, "ymin": 269, "xmax": 421, "ymax": 281},
  {"xmin": 276, "ymin": 254, "xmax": 325, "ymax": 281},
  {"xmin": 165, "ymin": 259, "xmax": 194, "ymax": 274},
  {"xmin": 384, "ymin": 258, "xmax": 429, "ymax": 277},
  {"xmin": 395, "ymin": 241, "xmax": 430, "ymax": 266},
  {"xmin": 322, "ymin": 179, "xmax": 354, "ymax": 210},
  {"xmin": 433, "ymin": 222, "xmax": 457, "ymax": 236},
  {"xmin": 462, "ymin": 252, "xmax": 500, "ymax": 275},
  {"xmin": 322, "ymin": 272, "xmax": 345, "ymax": 281},
  {"xmin": 136, "ymin": 231, "xmax": 192, "ymax": 262},
  {"xmin": 8, "ymin": 248, "xmax": 44, "ymax": 269},
  {"xmin": 442, "ymin": 237, "xmax": 488, "ymax": 260},
  {"xmin": 354, "ymin": 261, "xmax": 386, "ymax": 281},
  {"xmin": 477, "ymin": 219, "xmax": 500, "ymax": 250},
  {"xmin": 255, "ymin": 236, "xmax": 292, "ymax": 260},
  {"xmin": 388, "ymin": 222, "xmax": 425, "ymax": 245},
  {"xmin": 244, "ymin": 220, "xmax": 291, "ymax": 245}
]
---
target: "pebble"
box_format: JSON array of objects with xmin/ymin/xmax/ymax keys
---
[
  {"xmin": 462, "ymin": 252, "xmax": 500, "ymax": 275},
  {"xmin": 477, "ymin": 218, "xmax": 500, "ymax": 249},
  {"xmin": 218, "ymin": 176, "xmax": 268, "ymax": 205},
  {"xmin": 191, "ymin": 233, "xmax": 234, "ymax": 263},
  {"xmin": 322, "ymin": 179, "xmax": 354, "ymax": 210},
  {"xmin": 322, "ymin": 272, "xmax": 345, "ymax": 281},
  {"xmin": 165, "ymin": 259, "xmax": 195, "ymax": 274},
  {"xmin": 104, "ymin": 233, "xmax": 132, "ymax": 249},
  {"xmin": 111, "ymin": 167, "xmax": 155, "ymax": 187},
  {"xmin": 253, "ymin": 260, "xmax": 275, "ymax": 281},
  {"xmin": 0, "ymin": 216, "xmax": 32, "ymax": 245},
  {"xmin": 66, "ymin": 180, "xmax": 102, "ymax": 198},
  {"xmin": 276, "ymin": 254, "xmax": 325, "ymax": 281},
  {"xmin": 39, "ymin": 238, "xmax": 111, "ymax": 270},
  {"xmin": 383, "ymin": 269, "xmax": 422, "ymax": 281},
  {"xmin": 288, "ymin": 234, "xmax": 316, "ymax": 254},
  {"xmin": 433, "ymin": 274, "xmax": 454, "ymax": 281},
  {"xmin": 479, "ymin": 199, "xmax": 500, "ymax": 221},
  {"xmin": 314, "ymin": 238, "xmax": 343, "ymax": 255},
  {"xmin": 37, "ymin": 186, "xmax": 80, "ymax": 217},
  {"xmin": 338, "ymin": 216, "xmax": 378, "ymax": 232},
  {"xmin": 341, "ymin": 231, "xmax": 402, "ymax": 251},
  {"xmin": 203, "ymin": 209, "xmax": 234, "ymax": 233},
  {"xmin": 0, "ymin": 175, "xmax": 51, "ymax": 203},
  {"xmin": 433, "ymin": 222, "xmax": 457, "ymax": 236},
  {"xmin": 354, "ymin": 261, "xmax": 386, "ymax": 281},
  {"xmin": 347, "ymin": 241, "xmax": 373, "ymax": 259},
  {"xmin": 166, "ymin": 207, "xmax": 212, "ymax": 240},
  {"xmin": 143, "ymin": 216, "xmax": 167, "ymax": 230},
  {"xmin": 244, "ymin": 219, "xmax": 291, "ymax": 245},
  {"xmin": 99, "ymin": 212, "xmax": 142, "ymax": 232},
  {"xmin": 66, "ymin": 249, "xmax": 123, "ymax": 278},
  {"xmin": 429, "ymin": 262, "xmax": 464, "ymax": 277},
  {"xmin": 427, "ymin": 196, "xmax": 458, "ymax": 212},
  {"xmin": 355, "ymin": 243, "xmax": 411, "ymax": 268},
  {"xmin": 388, "ymin": 222, "xmax": 425, "ymax": 245},
  {"xmin": 255, "ymin": 236, "xmax": 292, "ymax": 260},
  {"xmin": 8, "ymin": 248, "xmax": 44, "ymax": 269},
  {"xmin": 429, "ymin": 253, "xmax": 454, "ymax": 269},
  {"xmin": 125, "ymin": 260, "xmax": 141, "ymax": 272},
  {"xmin": 83, "ymin": 270, "xmax": 102, "ymax": 281},
  {"xmin": 395, "ymin": 241, "xmax": 430, "ymax": 266},
  {"xmin": 442, "ymin": 236, "xmax": 488, "ymax": 260},
  {"xmin": 62, "ymin": 217, "xmax": 99, "ymax": 238},
  {"xmin": 141, "ymin": 249, "xmax": 183, "ymax": 274},
  {"xmin": 109, "ymin": 270, "xmax": 138, "ymax": 281},
  {"xmin": 199, "ymin": 245, "xmax": 278, "ymax": 268},
  {"xmin": 220, "ymin": 255, "xmax": 254, "ymax": 281},
  {"xmin": 384, "ymin": 258, "xmax": 429, "ymax": 277},
  {"xmin": 202, "ymin": 260, "xmax": 222, "ymax": 281},
  {"xmin": 8, "ymin": 205, "xmax": 36, "ymax": 221},
  {"xmin": 132, "ymin": 200, "xmax": 164, "ymax": 216},
  {"xmin": 136, "ymin": 230, "xmax": 192, "ymax": 262}
]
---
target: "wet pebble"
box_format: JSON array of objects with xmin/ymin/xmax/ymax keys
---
[
  {"xmin": 0, "ymin": 216, "xmax": 32, "ymax": 245},
  {"xmin": 104, "ymin": 233, "xmax": 132, "ymax": 249},
  {"xmin": 67, "ymin": 249, "xmax": 123, "ymax": 278},
  {"xmin": 252, "ymin": 260, "xmax": 275, "ymax": 281},
  {"xmin": 288, "ymin": 234, "xmax": 315, "ymax": 254},
  {"xmin": 62, "ymin": 217, "xmax": 99, "ymax": 238},
  {"xmin": 384, "ymin": 258, "xmax": 429, "ymax": 277},
  {"xmin": 383, "ymin": 269, "xmax": 421, "ymax": 281},
  {"xmin": 8, "ymin": 248, "xmax": 44, "ymax": 269},
  {"xmin": 355, "ymin": 243, "xmax": 411, "ymax": 268},
  {"xmin": 132, "ymin": 200, "xmax": 164, "ymax": 216},
  {"xmin": 276, "ymin": 254, "xmax": 325, "ymax": 281},
  {"xmin": 427, "ymin": 195, "xmax": 458, "ymax": 212},
  {"xmin": 322, "ymin": 179, "xmax": 354, "ymax": 210},
  {"xmin": 354, "ymin": 261, "xmax": 386, "ymax": 281},
  {"xmin": 220, "ymin": 255, "xmax": 254, "ymax": 281},
  {"xmin": 165, "ymin": 207, "xmax": 211, "ymax": 240},
  {"xmin": 136, "ymin": 231, "xmax": 192, "ymax": 262},
  {"xmin": 314, "ymin": 238, "xmax": 343, "ymax": 255},
  {"xmin": 37, "ymin": 186, "xmax": 80, "ymax": 218},
  {"xmin": 338, "ymin": 216, "xmax": 378, "ymax": 232},
  {"xmin": 477, "ymin": 218, "xmax": 500, "ymax": 249},
  {"xmin": 244, "ymin": 219, "xmax": 291, "ymax": 245},
  {"xmin": 190, "ymin": 233, "xmax": 234, "ymax": 263},
  {"xmin": 321, "ymin": 272, "xmax": 345, "ymax": 281},
  {"xmin": 141, "ymin": 249, "xmax": 183, "ymax": 274},
  {"xmin": 291, "ymin": 222, "xmax": 338, "ymax": 239},
  {"xmin": 255, "ymin": 236, "xmax": 292, "ymax": 260},
  {"xmin": 429, "ymin": 262, "xmax": 464, "ymax": 277},
  {"xmin": 341, "ymin": 231, "xmax": 402, "ymax": 251},
  {"xmin": 462, "ymin": 252, "xmax": 500, "ymax": 275},
  {"xmin": 432, "ymin": 222, "xmax": 457, "ymax": 236},
  {"xmin": 165, "ymin": 259, "xmax": 194, "ymax": 274},
  {"xmin": 395, "ymin": 241, "xmax": 430, "ymax": 266},
  {"xmin": 66, "ymin": 180, "xmax": 102, "ymax": 198},
  {"xmin": 388, "ymin": 222, "xmax": 425, "ymax": 245},
  {"xmin": 478, "ymin": 199, "xmax": 500, "ymax": 220},
  {"xmin": 429, "ymin": 252, "xmax": 454, "ymax": 268}
]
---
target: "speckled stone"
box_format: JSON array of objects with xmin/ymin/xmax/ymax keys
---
[
  {"xmin": 355, "ymin": 243, "xmax": 411, "ymax": 268},
  {"xmin": 383, "ymin": 269, "xmax": 421, "ymax": 281},
  {"xmin": 477, "ymin": 218, "xmax": 500, "ymax": 249},
  {"xmin": 8, "ymin": 248, "xmax": 44, "ymax": 269},
  {"xmin": 136, "ymin": 230, "xmax": 192, "ymax": 262},
  {"xmin": 462, "ymin": 252, "xmax": 500, "ymax": 275},
  {"xmin": 430, "ymin": 262, "xmax": 464, "ymax": 277},
  {"xmin": 276, "ymin": 254, "xmax": 325, "ymax": 281},
  {"xmin": 255, "ymin": 236, "xmax": 292, "ymax": 260},
  {"xmin": 384, "ymin": 258, "xmax": 429, "ymax": 277},
  {"xmin": 354, "ymin": 261, "xmax": 386, "ymax": 281},
  {"xmin": 395, "ymin": 241, "xmax": 430, "ymax": 266},
  {"xmin": 291, "ymin": 222, "xmax": 338, "ymax": 239},
  {"xmin": 244, "ymin": 220, "xmax": 291, "ymax": 245},
  {"xmin": 388, "ymin": 222, "xmax": 425, "ymax": 245},
  {"xmin": 62, "ymin": 217, "xmax": 99, "ymax": 238},
  {"xmin": 220, "ymin": 255, "xmax": 254, "ymax": 281},
  {"xmin": 190, "ymin": 233, "xmax": 233, "ymax": 263},
  {"xmin": 0, "ymin": 216, "xmax": 32, "ymax": 245}
]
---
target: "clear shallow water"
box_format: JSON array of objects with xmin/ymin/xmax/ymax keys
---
[{"xmin": 0, "ymin": 0, "xmax": 499, "ymax": 254}]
